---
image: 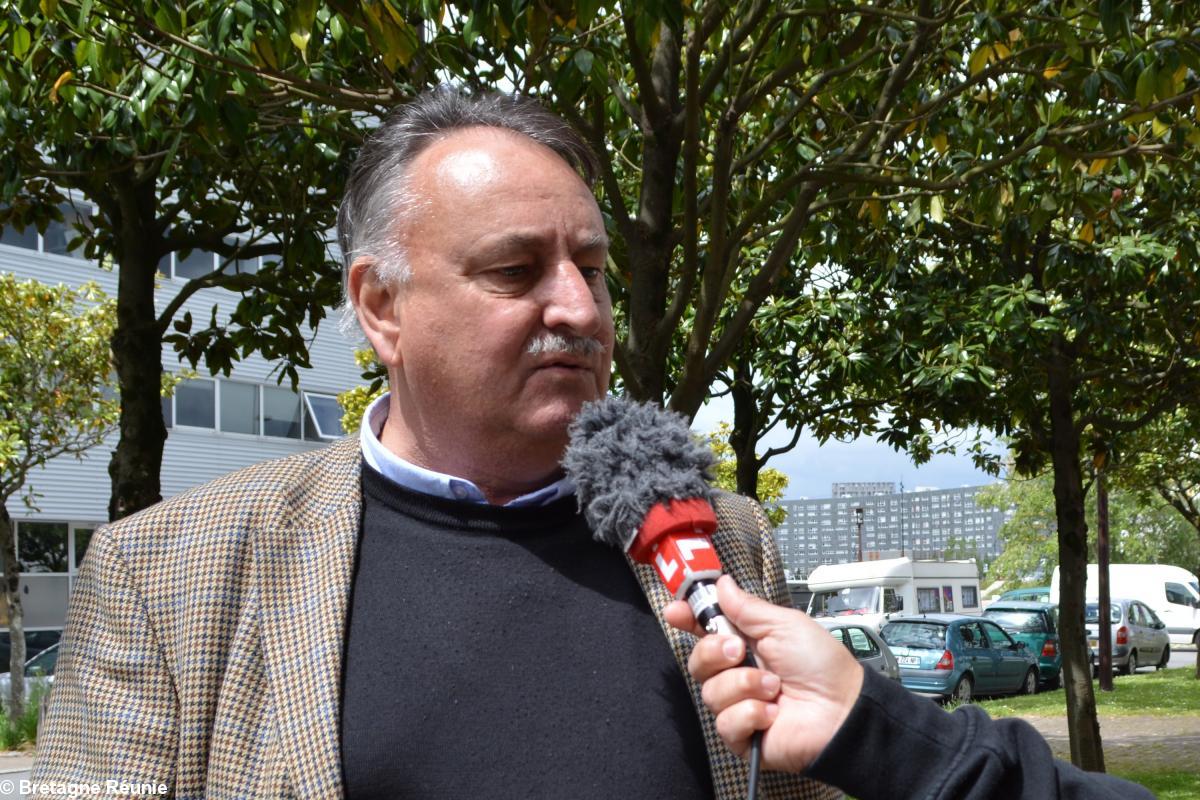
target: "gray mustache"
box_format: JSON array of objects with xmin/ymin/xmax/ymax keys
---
[{"xmin": 526, "ymin": 332, "xmax": 605, "ymax": 356}]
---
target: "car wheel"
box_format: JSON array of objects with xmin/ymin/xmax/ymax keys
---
[
  {"xmin": 1046, "ymin": 669, "xmax": 1062, "ymax": 690},
  {"xmin": 1021, "ymin": 667, "xmax": 1038, "ymax": 695},
  {"xmin": 1157, "ymin": 645, "xmax": 1170, "ymax": 670},
  {"xmin": 950, "ymin": 674, "xmax": 973, "ymax": 704},
  {"xmin": 1121, "ymin": 650, "xmax": 1138, "ymax": 676}
]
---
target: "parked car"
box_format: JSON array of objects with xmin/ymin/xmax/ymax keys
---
[
  {"xmin": 1085, "ymin": 598, "xmax": 1171, "ymax": 676},
  {"xmin": 998, "ymin": 586, "xmax": 1052, "ymax": 603},
  {"xmin": 0, "ymin": 641, "xmax": 59, "ymax": 707},
  {"xmin": 816, "ymin": 619, "xmax": 901, "ymax": 682},
  {"xmin": 0, "ymin": 629, "xmax": 61, "ymax": 670},
  {"xmin": 880, "ymin": 614, "xmax": 1040, "ymax": 704},
  {"xmin": 982, "ymin": 601, "xmax": 1062, "ymax": 689}
]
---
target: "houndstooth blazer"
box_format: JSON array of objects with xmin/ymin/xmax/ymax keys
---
[{"xmin": 32, "ymin": 438, "xmax": 839, "ymax": 800}]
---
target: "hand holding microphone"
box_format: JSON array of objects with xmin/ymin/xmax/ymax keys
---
[{"xmin": 663, "ymin": 576, "xmax": 864, "ymax": 775}]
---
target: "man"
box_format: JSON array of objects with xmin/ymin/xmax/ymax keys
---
[{"xmin": 33, "ymin": 89, "xmax": 836, "ymax": 800}]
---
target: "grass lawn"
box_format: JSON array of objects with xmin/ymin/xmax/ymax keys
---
[
  {"xmin": 1111, "ymin": 770, "xmax": 1200, "ymax": 800},
  {"xmin": 974, "ymin": 668, "xmax": 1200, "ymax": 797},
  {"xmin": 975, "ymin": 667, "xmax": 1200, "ymax": 718}
]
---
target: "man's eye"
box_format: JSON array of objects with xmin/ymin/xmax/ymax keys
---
[
  {"xmin": 495, "ymin": 266, "xmax": 529, "ymax": 279},
  {"xmin": 579, "ymin": 267, "xmax": 603, "ymax": 282}
]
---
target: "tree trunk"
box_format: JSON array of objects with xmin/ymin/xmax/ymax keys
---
[
  {"xmin": 1046, "ymin": 343, "xmax": 1106, "ymax": 771},
  {"xmin": 0, "ymin": 504, "xmax": 26, "ymax": 719},
  {"xmin": 729, "ymin": 357, "xmax": 760, "ymax": 499},
  {"xmin": 105, "ymin": 180, "xmax": 167, "ymax": 521}
]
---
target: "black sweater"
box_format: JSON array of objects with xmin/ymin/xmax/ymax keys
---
[{"xmin": 340, "ymin": 465, "xmax": 714, "ymax": 799}]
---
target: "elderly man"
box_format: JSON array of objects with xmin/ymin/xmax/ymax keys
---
[{"xmin": 33, "ymin": 89, "xmax": 835, "ymax": 800}]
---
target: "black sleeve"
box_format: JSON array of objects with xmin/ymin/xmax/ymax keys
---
[{"xmin": 803, "ymin": 666, "xmax": 1152, "ymax": 800}]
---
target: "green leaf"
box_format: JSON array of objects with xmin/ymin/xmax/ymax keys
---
[
  {"xmin": 968, "ymin": 45, "xmax": 990, "ymax": 76},
  {"xmin": 1135, "ymin": 63, "xmax": 1157, "ymax": 107},
  {"xmin": 12, "ymin": 26, "xmax": 31, "ymax": 59},
  {"xmin": 930, "ymin": 195, "xmax": 945, "ymax": 223},
  {"xmin": 573, "ymin": 48, "xmax": 594, "ymax": 75}
]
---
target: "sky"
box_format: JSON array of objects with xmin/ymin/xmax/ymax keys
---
[{"xmin": 690, "ymin": 396, "xmax": 1003, "ymax": 500}]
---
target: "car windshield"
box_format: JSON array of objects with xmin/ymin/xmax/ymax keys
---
[
  {"xmin": 1084, "ymin": 603, "xmax": 1122, "ymax": 624},
  {"xmin": 811, "ymin": 586, "xmax": 879, "ymax": 617},
  {"xmin": 25, "ymin": 646, "xmax": 58, "ymax": 676},
  {"xmin": 881, "ymin": 621, "xmax": 946, "ymax": 650},
  {"xmin": 983, "ymin": 609, "xmax": 1047, "ymax": 633}
]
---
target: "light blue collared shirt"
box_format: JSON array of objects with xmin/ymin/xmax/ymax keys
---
[{"xmin": 358, "ymin": 392, "xmax": 575, "ymax": 508}]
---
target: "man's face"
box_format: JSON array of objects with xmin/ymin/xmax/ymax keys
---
[{"xmin": 383, "ymin": 127, "xmax": 614, "ymax": 482}]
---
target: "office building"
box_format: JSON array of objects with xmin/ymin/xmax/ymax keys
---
[{"xmin": 774, "ymin": 484, "xmax": 1008, "ymax": 578}]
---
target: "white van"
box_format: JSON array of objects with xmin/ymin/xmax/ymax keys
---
[
  {"xmin": 806, "ymin": 557, "xmax": 982, "ymax": 632},
  {"xmin": 1050, "ymin": 564, "xmax": 1200, "ymax": 646}
]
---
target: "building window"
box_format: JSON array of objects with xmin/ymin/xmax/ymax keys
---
[
  {"xmin": 175, "ymin": 379, "xmax": 216, "ymax": 428},
  {"xmin": 303, "ymin": 393, "xmax": 344, "ymax": 441},
  {"xmin": 2, "ymin": 203, "xmax": 92, "ymax": 258},
  {"xmin": 263, "ymin": 386, "xmax": 302, "ymax": 439},
  {"xmin": 220, "ymin": 381, "xmax": 260, "ymax": 435},
  {"xmin": 174, "ymin": 247, "xmax": 215, "ymax": 280},
  {"xmin": 73, "ymin": 528, "xmax": 95, "ymax": 569},
  {"xmin": 961, "ymin": 585, "xmax": 979, "ymax": 608},
  {"xmin": 16, "ymin": 521, "xmax": 69, "ymax": 574}
]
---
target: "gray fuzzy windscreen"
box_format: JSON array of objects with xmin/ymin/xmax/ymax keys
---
[{"xmin": 562, "ymin": 396, "xmax": 715, "ymax": 551}]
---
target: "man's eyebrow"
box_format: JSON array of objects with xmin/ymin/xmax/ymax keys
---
[{"xmin": 482, "ymin": 230, "xmax": 610, "ymax": 251}]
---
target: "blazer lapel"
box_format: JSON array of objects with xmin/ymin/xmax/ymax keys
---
[
  {"xmin": 624, "ymin": 493, "xmax": 760, "ymax": 800},
  {"xmin": 255, "ymin": 438, "xmax": 362, "ymax": 799}
]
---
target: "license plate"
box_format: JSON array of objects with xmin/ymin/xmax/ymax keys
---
[{"xmin": 898, "ymin": 655, "xmax": 921, "ymax": 667}]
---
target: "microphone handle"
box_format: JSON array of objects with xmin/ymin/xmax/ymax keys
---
[{"xmin": 684, "ymin": 580, "xmax": 764, "ymax": 800}]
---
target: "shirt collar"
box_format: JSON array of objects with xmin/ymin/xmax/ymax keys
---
[{"xmin": 358, "ymin": 392, "xmax": 575, "ymax": 508}]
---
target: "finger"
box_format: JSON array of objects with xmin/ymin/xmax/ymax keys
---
[
  {"xmin": 663, "ymin": 600, "xmax": 704, "ymax": 636},
  {"xmin": 687, "ymin": 634, "xmax": 746, "ymax": 681},
  {"xmin": 714, "ymin": 699, "xmax": 779, "ymax": 755},
  {"xmin": 716, "ymin": 574, "xmax": 798, "ymax": 639},
  {"xmin": 700, "ymin": 667, "xmax": 781, "ymax": 715}
]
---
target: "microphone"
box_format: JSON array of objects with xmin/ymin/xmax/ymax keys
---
[{"xmin": 563, "ymin": 396, "xmax": 764, "ymax": 799}]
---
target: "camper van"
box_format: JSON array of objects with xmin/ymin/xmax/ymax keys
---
[
  {"xmin": 1050, "ymin": 564, "xmax": 1200, "ymax": 646},
  {"xmin": 806, "ymin": 557, "xmax": 982, "ymax": 632}
]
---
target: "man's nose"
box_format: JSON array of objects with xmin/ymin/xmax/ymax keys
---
[{"xmin": 541, "ymin": 261, "xmax": 603, "ymax": 335}]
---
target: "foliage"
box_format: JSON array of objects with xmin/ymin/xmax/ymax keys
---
[
  {"xmin": 979, "ymin": 473, "xmax": 1200, "ymax": 589},
  {"xmin": 1116, "ymin": 408, "xmax": 1200, "ymax": 540},
  {"xmin": 707, "ymin": 422, "xmax": 789, "ymax": 525},
  {"xmin": 0, "ymin": 0, "xmax": 364, "ymax": 517},
  {"xmin": 0, "ymin": 677, "xmax": 50, "ymax": 750},
  {"xmin": 0, "ymin": 275, "xmax": 115, "ymax": 721},
  {"xmin": 338, "ymin": 349, "xmax": 385, "ymax": 436},
  {"xmin": 977, "ymin": 668, "xmax": 1200, "ymax": 719},
  {"xmin": 0, "ymin": 276, "xmax": 117, "ymax": 503}
]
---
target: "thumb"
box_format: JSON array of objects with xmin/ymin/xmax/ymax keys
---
[{"xmin": 716, "ymin": 574, "xmax": 793, "ymax": 640}]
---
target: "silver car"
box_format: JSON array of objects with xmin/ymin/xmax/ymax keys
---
[
  {"xmin": 0, "ymin": 641, "xmax": 59, "ymax": 707},
  {"xmin": 818, "ymin": 620, "xmax": 901, "ymax": 681},
  {"xmin": 1086, "ymin": 598, "xmax": 1171, "ymax": 675}
]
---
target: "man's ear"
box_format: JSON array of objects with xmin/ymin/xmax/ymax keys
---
[{"xmin": 347, "ymin": 258, "xmax": 403, "ymax": 367}]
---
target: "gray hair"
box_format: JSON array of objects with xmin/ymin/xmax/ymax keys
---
[{"xmin": 337, "ymin": 87, "xmax": 599, "ymax": 336}]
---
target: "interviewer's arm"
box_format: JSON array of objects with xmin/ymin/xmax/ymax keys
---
[{"xmin": 664, "ymin": 575, "xmax": 1153, "ymax": 800}]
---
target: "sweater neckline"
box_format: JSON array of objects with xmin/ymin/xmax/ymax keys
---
[{"xmin": 361, "ymin": 462, "xmax": 585, "ymax": 535}]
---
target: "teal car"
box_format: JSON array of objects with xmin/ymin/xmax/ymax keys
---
[
  {"xmin": 983, "ymin": 601, "xmax": 1062, "ymax": 689},
  {"xmin": 997, "ymin": 586, "xmax": 1052, "ymax": 603}
]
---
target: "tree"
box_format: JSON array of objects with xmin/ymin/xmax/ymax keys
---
[
  {"xmin": 979, "ymin": 471, "xmax": 1200, "ymax": 588},
  {"xmin": 0, "ymin": 2, "xmax": 365, "ymax": 520},
  {"xmin": 1116, "ymin": 408, "xmax": 1200, "ymax": 542},
  {"xmin": 707, "ymin": 422, "xmax": 789, "ymax": 525},
  {"xmin": 807, "ymin": 1, "xmax": 1200, "ymax": 767},
  {"xmin": 0, "ymin": 275, "xmax": 118, "ymax": 719}
]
